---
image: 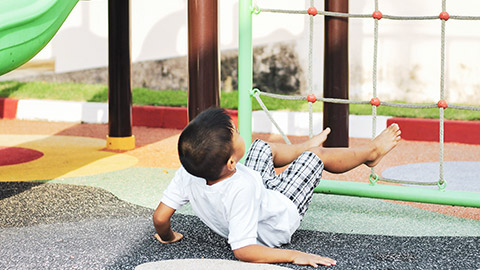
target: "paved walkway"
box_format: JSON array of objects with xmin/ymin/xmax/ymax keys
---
[{"xmin": 1, "ymin": 119, "xmax": 479, "ymax": 269}]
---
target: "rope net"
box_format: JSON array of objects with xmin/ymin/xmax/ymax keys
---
[{"xmin": 250, "ymin": 0, "xmax": 480, "ymax": 188}]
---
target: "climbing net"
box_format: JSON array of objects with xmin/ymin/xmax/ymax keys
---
[{"xmin": 250, "ymin": 0, "xmax": 480, "ymax": 189}]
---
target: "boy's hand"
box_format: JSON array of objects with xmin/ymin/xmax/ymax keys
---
[
  {"xmin": 154, "ymin": 232, "xmax": 183, "ymax": 244},
  {"xmin": 234, "ymin": 244, "xmax": 336, "ymax": 268},
  {"xmin": 292, "ymin": 251, "xmax": 337, "ymax": 267}
]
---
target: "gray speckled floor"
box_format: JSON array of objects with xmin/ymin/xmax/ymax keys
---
[
  {"xmin": 0, "ymin": 183, "xmax": 152, "ymax": 228},
  {"xmin": 1, "ymin": 183, "xmax": 479, "ymax": 270}
]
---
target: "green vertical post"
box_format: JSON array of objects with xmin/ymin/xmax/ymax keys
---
[{"xmin": 238, "ymin": 0, "xmax": 253, "ymax": 155}]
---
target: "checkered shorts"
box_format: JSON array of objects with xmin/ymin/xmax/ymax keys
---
[{"xmin": 244, "ymin": 139, "xmax": 324, "ymax": 218}]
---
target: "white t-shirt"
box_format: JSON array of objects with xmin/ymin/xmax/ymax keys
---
[{"xmin": 161, "ymin": 163, "xmax": 301, "ymax": 250}]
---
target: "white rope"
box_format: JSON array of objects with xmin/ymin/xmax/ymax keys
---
[
  {"xmin": 438, "ymin": 0, "xmax": 447, "ymax": 188},
  {"xmin": 370, "ymin": 0, "xmax": 380, "ymax": 180},
  {"xmin": 256, "ymin": 7, "xmax": 480, "ymax": 21},
  {"xmin": 308, "ymin": 0, "xmax": 314, "ymax": 139},
  {"xmin": 250, "ymin": 0, "xmax": 480, "ymax": 187},
  {"xmin": 252, "ymin": 90, "xmax": 291, "ymax": 144}
]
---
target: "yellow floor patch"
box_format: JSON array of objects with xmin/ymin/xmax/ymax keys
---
[
  {"xmin": 128, "ymin": 134, "xmax": 181, "ymax": 168},
  {"xmin": 0, "ymin": 135, "xmax": 138, "ymax": 181}
]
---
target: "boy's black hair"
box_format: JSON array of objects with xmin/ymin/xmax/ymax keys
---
[{"xmin": 178, "ymin": 107, "xmax": 235, "ymax": 181}]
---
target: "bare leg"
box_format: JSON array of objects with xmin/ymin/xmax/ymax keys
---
[
  {"xmin": 269, "ymin": 128, "xmax": 331, "ymax": 168},
  {"xmin": 310, "ymin": 124, "xmax": 401, "ymax": 173},
  {"xmin": 268, "ymin": 124, "xmax": 401, "ymax": 173}
]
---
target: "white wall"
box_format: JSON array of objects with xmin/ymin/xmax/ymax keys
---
[
  {"xmin": 32, "ymin": 0, "xmax": 480, "ymax": 104},
  {"xmin": 346, "ymin": 0, "xmax": 480, "ymax": 104}
]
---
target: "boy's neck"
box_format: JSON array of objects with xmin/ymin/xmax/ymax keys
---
[{"xmin": 207, "ymin": 168, "xmax": 237, "ymax": 186}]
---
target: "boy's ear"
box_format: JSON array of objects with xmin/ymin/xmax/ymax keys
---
[{"xmin": 226, "ymin": 156, "xmax": 236, "ymax": 171}]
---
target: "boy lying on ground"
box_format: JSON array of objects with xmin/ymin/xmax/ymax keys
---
[{"xmin": 153, "ymin": 107, "xmax": 401, "ymax": 267}]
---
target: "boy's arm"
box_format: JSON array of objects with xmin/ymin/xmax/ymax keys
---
[
  {"xmin": 153, "ymin": 202, "xmax": 183, "ymax": 243},
  {"xmin": 233, "ymin": 244, "xmax": 336, "ymax": 267}
]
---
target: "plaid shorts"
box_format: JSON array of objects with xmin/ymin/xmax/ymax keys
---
[{"xmin": 244, "ymin": 139, "xmax": 324, "ymax": 218}]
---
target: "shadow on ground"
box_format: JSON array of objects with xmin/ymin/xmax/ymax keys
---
[
  {"xmin": 111, "ymin": 214, "xmax": 480, "ymax": 270},
  {"xmin": 0, "ymin": 181, "xmax": 43, "ymax": 200},
  {"xmin": 1, "ymin": 183, "xmax": 479, "ymax": 270}
]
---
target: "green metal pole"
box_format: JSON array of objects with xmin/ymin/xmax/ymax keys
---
[
  {"xmin": 238, "ymin": 0, "xmax": 253, "ymax": 157},
  {"xmin": 315, "ymin": 180, "xmax": 480, "ymax": 208}
]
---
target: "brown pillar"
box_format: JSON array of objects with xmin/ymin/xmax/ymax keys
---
[
  {"xmin": 187, "ymin": 0, "xmax": 220, "ymax": 121},
  {"xmin": 323, "ymin": 0, "xmax": 349, "ymax": 147},
  {"xmin": 106, "ymin": 0, "xmax": 134, "ymax": 150},
  {"xmin": 108, "ymin": 0, "xmax": 132, "ymax": 137}
]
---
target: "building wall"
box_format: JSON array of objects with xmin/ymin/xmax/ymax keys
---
[{"xmin": 32, "ymin": 0, "xmax": 480, "ymax": 105}]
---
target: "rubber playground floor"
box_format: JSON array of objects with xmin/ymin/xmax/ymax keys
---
[{"xmin": 1, "ymin": 119, "xmax": 479, "ymax": 269}]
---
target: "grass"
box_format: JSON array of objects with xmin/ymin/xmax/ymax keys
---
[{"xmin": 1, "ymin": 80, "xmax": 479, "ymax": 120}]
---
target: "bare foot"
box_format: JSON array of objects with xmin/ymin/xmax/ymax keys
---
[
  {"xmin": 304, "ymin": 127, "xmax": 331, "ymax": 149},
  {"xmin": 365, "ymin": 124, "xmax": 401, "ymax": 167}
]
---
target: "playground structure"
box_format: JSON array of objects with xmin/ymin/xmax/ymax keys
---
[
  {"xmin": 0, "ymin": 0, "xmax": 136, "ymax": 150},
  {"xmin": 1, "ymin": 0, "xmax": 479, "ymax": 207},
  {"xmin": 1, "ymin": 2, "xmax": 480, "ymax": 269},
  {"xmin": 0, "ymin": 0, "xmax": 221, "ymax": 150},
  {"xmin": 238, "ymin": 0, "xmax": 480, "ymax": 207}
]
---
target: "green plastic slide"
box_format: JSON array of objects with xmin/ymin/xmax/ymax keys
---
[{"xmin": 0, "ymin": 0, "xmax": 79, "ymax": 76}]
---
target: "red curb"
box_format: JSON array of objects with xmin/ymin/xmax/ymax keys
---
[
  {"xmin": 132, "ymin": 105, "xmax": 188, "ymax": 129},
  {"xmin": 0, "ymin": 98, "xmax": 18, "ymax": 119},
  {"xmin": 387, "ymin": 117, "xmax": 480, "ymax": 145},
  {"xmin": 226, "ymin": 109, "xmax": 239, "ymax": 129},
  {"xmin": 2, "ymin": 97, "xmax": 477, "ymax": 145},
  {"xmin": 132, "ymin": 106, "xmax": 238, "ymax": 130}
]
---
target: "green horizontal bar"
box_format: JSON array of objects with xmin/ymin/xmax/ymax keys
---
[{"xmin": 315, "ymin": 179, "xmax": 480, "ymax": 208}]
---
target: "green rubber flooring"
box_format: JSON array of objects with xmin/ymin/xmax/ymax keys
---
[{"xmin": 48, "ymin": 167, "xmax": 480, "ymax": 237}]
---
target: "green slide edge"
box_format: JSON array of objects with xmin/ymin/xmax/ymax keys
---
[{"xmin": 0, "ymin": 0, "xmax": 79, "ymax": 76}]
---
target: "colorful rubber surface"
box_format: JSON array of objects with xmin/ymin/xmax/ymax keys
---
[{"xmin": 0, "ymin": 119, "xmax": 479, "ymax": 269}]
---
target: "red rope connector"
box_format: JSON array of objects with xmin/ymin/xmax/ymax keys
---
[
  {"xmin": 439, "ymin": 11, "xmax": 450, "ymax": 21},
  {"xmin": 308, "ymin": 7, "xmax": 317, "ymax": 16},
  {"xmin": 437, "ymin": 100, "xmax": 448, "ymax": 109},
  {"xmin": 307, "ymin": 94, "xmax": 317, "ymax": 103},
  {"xmin": 372, "ymin": 10, "xmax": 383, "ymax": 20},
  {"xmin": 370, "ymin": 97, "xmax": 381, "ymax": 107}
]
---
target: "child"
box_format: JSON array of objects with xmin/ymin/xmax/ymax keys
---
[{"xmin": 153, "ymin": 107, "xmax": 401, "ymax": 267}]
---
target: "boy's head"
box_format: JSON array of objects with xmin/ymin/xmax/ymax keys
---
[{"xmin": 178, "ymin": 108, "xmax": 245, "ymax": 181}]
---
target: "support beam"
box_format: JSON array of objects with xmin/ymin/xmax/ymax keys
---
[
  {"xmin": 107, "ymin": 0, "xmax": 134, "ymax": 150},
  {"xmin": 323, "ymin": 0, "xmax": 349, "ymax": 147},
  {"xmin": 238, "ymin": 0, "xmax": 253, "ymax": 154},
  {"xmin": 187, "ymin": 0, "xmax": 220, "ymax": 121}
]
